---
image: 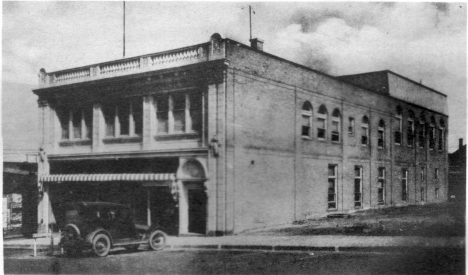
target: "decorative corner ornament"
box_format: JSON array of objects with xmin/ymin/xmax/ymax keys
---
[{"xmin": 210, "ymin": 135, "xmax": 221, "ymax": 157}]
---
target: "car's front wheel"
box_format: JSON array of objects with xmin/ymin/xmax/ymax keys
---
[
  {"xmin": 148, "ymin": 230, "xmax": 167, "ymax": 251},
  {"xmin": 92, "ymin": 234, "xmax": 111, "ymax": 257}
]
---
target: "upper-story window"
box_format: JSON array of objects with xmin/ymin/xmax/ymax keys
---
[
  {"xmin": 317, "ymin": 105, "xmax": 327, "ymax": 140},
  {"xmin": 429, "ymin": 116, "xmax": 436, "ymax": 150},
  {"xmin": 103, "ymin": 97, "xmax": 143, "ymax": 138},
  {"xmin": 418, "ymin": 116, "xmax": 426, "ymax": 148},
  {"xmin": 438, "ymin": 119, "xmax": 445, "ymax": 151},
  {"xmin": 154, "ymin": 91, "xmax": 202, "ymax": 135},
  {"xmin": 361, "ymin": 116, "xmax": 369, "ymax": 146},
  {"xmin": 301, "ymin": 102, "xmax": 313, "ymax": 139},
  {"xmin": 394, "ymin": 106, "xmax": 402, "ymax": 145},
  {"xmin": 57, "ymin": 104, "xmax": 93, "ymax": 141},
  {"xmin": 331, "ymin": 109, "xmax": 341, "ymax": 142},
  {"xmin": 407, "ymin": 110, "xmax": 415, "ymax": 147},
  {"xmin": 377, "ymin": 119, "xmax": 385, "ymax": 149},
  {"xmin": 348, "ymin": 117, "xmax": 355, "ymax": 136}
]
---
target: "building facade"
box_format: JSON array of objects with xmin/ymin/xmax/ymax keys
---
[{"xmin": 33, "ymin": 34, "xmax": 448, "ymax": 235}]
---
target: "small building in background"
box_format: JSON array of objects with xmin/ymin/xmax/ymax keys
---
[{"xmin": 448, "ymin": 138, "xmax": 466, "ymax": 204}]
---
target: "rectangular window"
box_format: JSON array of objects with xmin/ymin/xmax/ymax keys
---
[
  {"xmin": 438, "ymin": 129, "xmax": 444, "ymax": 151},
  {"xmin": 57, "ymin": 108, "xmax": 70, "ymax": 140},
  {"xmin": 361, "ymin": 126, "xmax": 368, "ymax": 146},
  {"xmin": 435, "ymin": 188, "xmax": 439, "ymax": 198},
  {"xmin": 434, "ymin": 168, "xmax": 439, "ymax": 179},
  {"xmin": 317, "ymin": 117, "xmax": 326, "ymax": 140},
  {"xmin": 302, "ymin": 115, "xmax": 311, "ymax": 137},
  {"xmin": 354, "ymin": 166, "xmax": 362, "ymax": 208},
  {"xmin": 378, "ymin": 129, "xmax": 384, "ymax": 149},
  {"xmin": 418, "ymin": 123, "xmax": 425, "ymax": 148},
  {"xmin": 72, "ymin": 108, "xmax": 82, "ymax": 139},
  {"xmin": 117, "ymin": 101, "xmax": 130, "ymax": 136},
  {"xmin": 407, "ymin": 120, "xmax": 414, "ymax": 146},
  {"xmin": 189, "ymin": 92, "xmax": 202, "ymax": 133},
  {"xmin": 395, "ymin": 117, "xmax": 402, "ymax": 145},
  {"xmin": 155, "ymin": 94, "xmax": 169, "ymax": 134},
  {"xmin": 402, "ymin": 169, "xmax": 408, "ymax": 201},
  {"xmin": 331, "ymin": 120, "xmax": 340, "ymax": 142},
  {"xmin": 421, "ymin": 188, "xmax": 425, "ymax": 201},
  {"xmin": 348, "ymin": 117, "xmax": 355, "ymax": 136},
  {"xmin": 172, "ymin": 93, "xmax": 186, "ymax": 133},
  {"xmin": 429, "ymin": 126, "xmax": 435, "ymax": 149},
  {"xmin": 420, "ymin": 167, "xmax": 425, "ymax": 182},
  {"xmin": 131, "ymin": 98, "xmax": 143, "ymax": 136},
  {"xmin": 328, "ymin": 165, "xmax": 337, "ymax": 209},
  {"xmin": 377, "ymin": 167, "xmax": 386, "ymax": 205},
  {"xmin": 103, "ymin": 104, "xmax": 115, "ymax": 137}
]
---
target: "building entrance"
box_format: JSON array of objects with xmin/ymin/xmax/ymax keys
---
[{"xmin": 188, "ymin": 188, "xmax": 206, "ymax": 234}]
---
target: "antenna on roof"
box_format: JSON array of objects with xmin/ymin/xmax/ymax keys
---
[{"xmin": 123, "ymin": 1, "xmax": 126, "ymax": 58}]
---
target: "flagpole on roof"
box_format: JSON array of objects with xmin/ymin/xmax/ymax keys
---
[
  {"xmin": 123, "ymin": 1, "xmax": 126, "ymax": 58},
  {"xmin": 249, "ymin": 5, "xmax": 252, "ymax": 40}
]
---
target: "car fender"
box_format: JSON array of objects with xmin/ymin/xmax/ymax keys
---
[
  {"xmin": 85, "ymin": 228, "xmax": 113, "ymax": 246},
  {"xmin": 63, "ymin": 224, "xmax": 81, "ymax": 237}
]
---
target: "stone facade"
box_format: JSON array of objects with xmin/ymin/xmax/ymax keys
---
[{"xmin": 33, "ymin": 34, "xmax": 448, "ymax": 235}]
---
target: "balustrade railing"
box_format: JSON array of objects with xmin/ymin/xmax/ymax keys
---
[{"xmin": 39, "ymin": 43, "xmax": 210, "ymax": 87}]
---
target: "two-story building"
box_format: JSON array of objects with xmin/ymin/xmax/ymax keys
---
[{"xmin": 33, "ymin": 34, "xmax": 448, "ymax": 235}]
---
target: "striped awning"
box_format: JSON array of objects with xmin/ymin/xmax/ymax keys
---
[{"xmin": 40, "ymin": 173, "xmax": 176, "ymax": 183}]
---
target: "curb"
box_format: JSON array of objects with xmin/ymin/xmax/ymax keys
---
[{"xmin": 5, "ymin": 244, "xmax": 464, "ymax": 254}]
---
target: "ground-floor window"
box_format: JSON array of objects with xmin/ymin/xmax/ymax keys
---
[
  {"xmin": 402, "ymin": 169, "xmax": 408, "ymax": 201},
  {"xmin": 354, "ymin": 166, "xmax": 362, "ymax": 208},
  {"xmin": 435, "ymin": 188, "xmax": 439, "ymax": 199},
  {"xmin": 420, "ymin": 188, "xmax": 425, "ymax": 201},
  {"xmin": 377, "ymin": 167, "xmax": 386, "ymax": 205},
  {"xmin": 328, "ymin": 165, "xmax": 337, "ymax": 209}
]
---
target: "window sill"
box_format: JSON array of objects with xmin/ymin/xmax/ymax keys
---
[
  {"xmin": 327, "ymin": 208, "xmax": 338, "ymax": 212},
  {"xmin": 301, "ymin": 136, "xmax": 312, "ymax": 140},
  {"xmin": 103, "ymin": 136, "xmax": 142, "ymax": 144},
  {"xmin": 361, "ymin": 144, "xmax": 368, "ymax": 147},
  {"xmin": 154, "ymin": 132, "xmax": 200, "ymax": 141},
  {"xmin": 59, "ymin": 140, "xmax": 92, "ymax": 147}
]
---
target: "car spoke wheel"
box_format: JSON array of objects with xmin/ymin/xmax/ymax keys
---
[
  {"xmin": 148, "ymin": 230, "xmax": 167, "ymax": 251},
  {"xmin": 93, "ymin": 234, "xmax": 111, "ymax": 257}
]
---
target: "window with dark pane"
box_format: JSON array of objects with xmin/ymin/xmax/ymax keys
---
[
  {"xmin": 328, "ymin": 164, "xmax": 337, "ymax": 209},
  {"xmin": 57, "ymin": 108, "xmax": 69, "ymax": 140},
  {"xmin": 155, "ymin": 94, "xmax": 168, "ymax": 134},
  {"xmin": 190, "ymin": 92, "xmax": 202, "ymax": 133},
  {"xmin": 172, "ymin": 93, "xmax": 185, "ymax": 133},
  {"xmin": 132, "ymin": 97, "xmax": 143, "ymax": 136},
  {"xmin": 354, "ymin": 166, "xmax": 362, "ymax": 208},
  {"xmin": 84, "ymin": 105, "xmax": 93, "ymax": 139},
  {"xmin": 72, "ymin": 108, "xmax": 82, "ymax": 139},
  {"xmin": 103, "ymin": 104, "xmax": 115, "ymax": 137},
  {"xmin": 377, "ymin": 167, "xmax": 385, "ymax": 205}
]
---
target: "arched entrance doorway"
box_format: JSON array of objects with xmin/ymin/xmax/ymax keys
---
[{"xmin": 178, "ymin": 159, "xmax": 207, "ymax": 235}]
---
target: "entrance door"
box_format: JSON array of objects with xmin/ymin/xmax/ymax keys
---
[{"xmin": 188, "ymin": 189, "xmax": 206, "ymax": 234}]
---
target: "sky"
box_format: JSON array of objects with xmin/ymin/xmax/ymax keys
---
[{"xmin": 2, "ymin": 1, "xmax": 467, "ymax": 152}]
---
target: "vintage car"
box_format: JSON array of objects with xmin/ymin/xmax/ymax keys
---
[{"xmin": 59, "ymin": 201, "xmax": 167, "ymax": 257}]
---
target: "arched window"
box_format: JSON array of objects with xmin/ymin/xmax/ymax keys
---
[
  {"xmin": 378, "ymin": 119, "xmax": 385, "ymax": 149},
  {"xmin": 301, "ymin": 102, "xmax": 313, "ymax": 139},
  {"xmin": 317, "ymin": 105, "xmax": 327, "ymax": 140},
  {"xmin": 407, "ymin": 110, "xmax": 415, "ymax": 147},
  {"xmin": 361, "ymin": 116, "xmax": 369, "ymax": 146},
  {"xmin": 395, "ymin": 106, "xmax": 403, "ymax": 145},
  {"xmin": 429, "ymin": 116, "xmax": 436, "ymax": 150},
  {"xmin": 331, "ymin": 109, "xmax": 341, "ymax": 142},
  {"xmin": 418, "ymin": 115, "xmax": 426, "ymax": 148},
  {"xmin": 438, "ymin": 119, "xmax": 445, "ymax": 151}
]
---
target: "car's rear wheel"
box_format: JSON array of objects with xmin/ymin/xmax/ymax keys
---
[
  {"xmin": 92, "ymin": 234, "xmax": 111, "ymax": 257},
  {"xmin": 148, "ymin": 230, "xmax": 167, "ymax": 251}
]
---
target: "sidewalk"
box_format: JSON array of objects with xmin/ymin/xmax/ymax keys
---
[{"xmin": 3, "ymin": 234, "xmax": 465, "ymax": 253}]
